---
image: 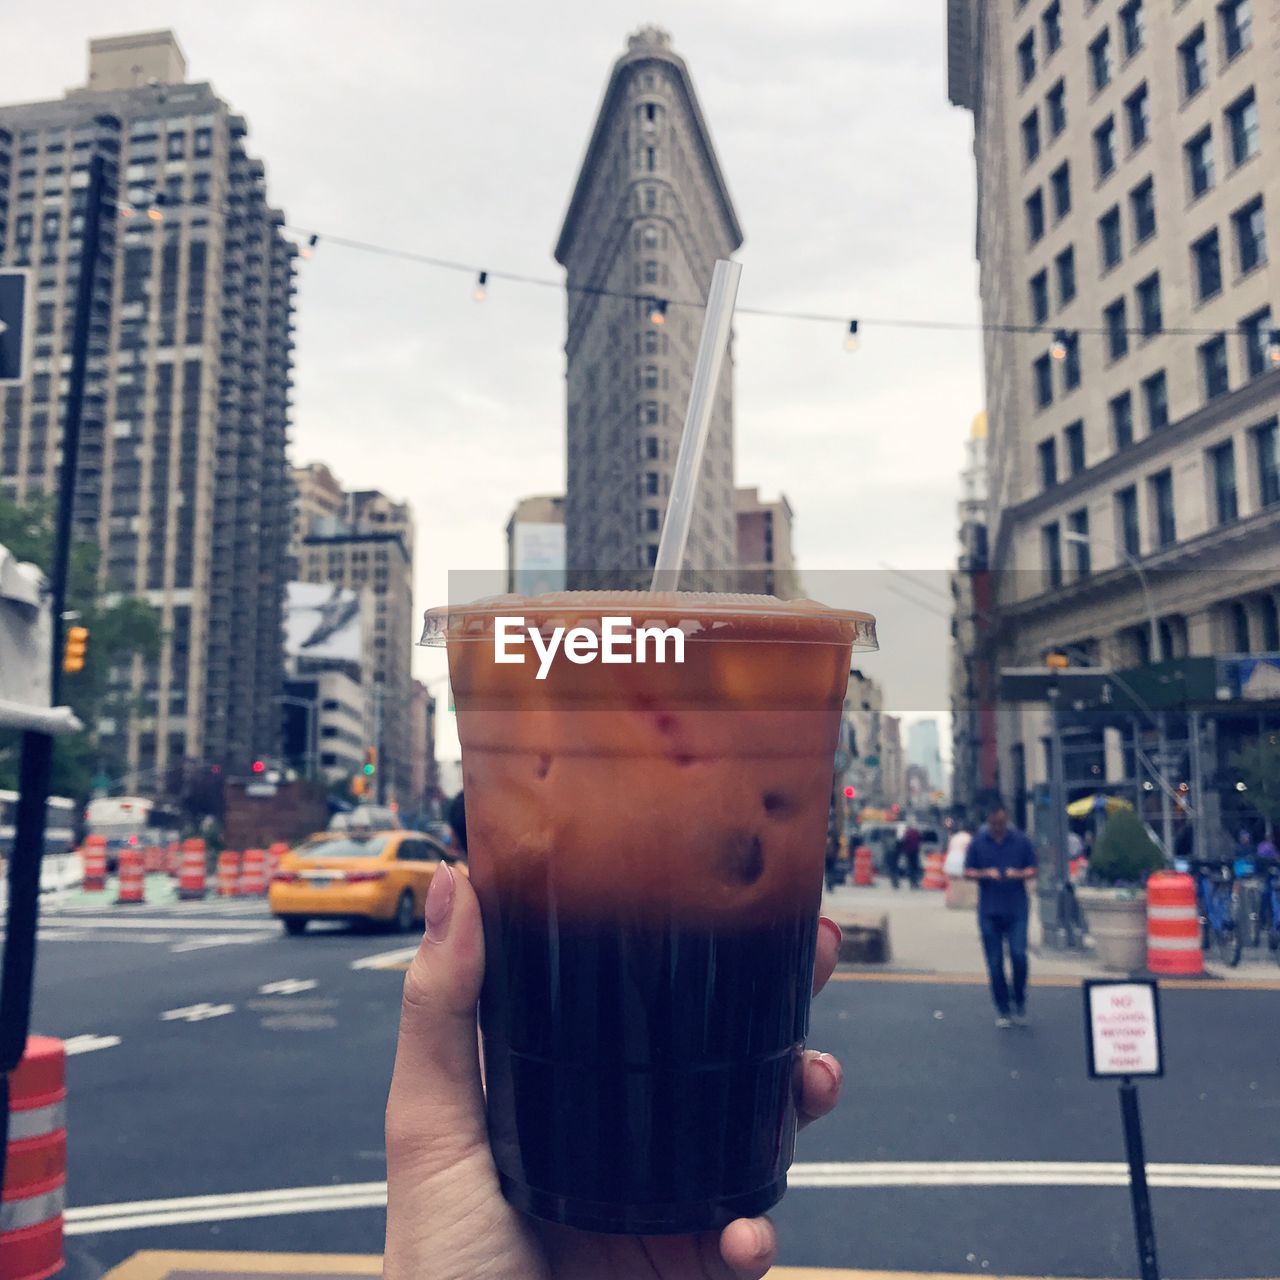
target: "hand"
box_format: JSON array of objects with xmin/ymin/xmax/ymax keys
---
[{"xmin": 384, "ymin": 865, "xmax": 845, "ymax": 1280}]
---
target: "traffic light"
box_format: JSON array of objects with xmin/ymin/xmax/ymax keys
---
[
  {"xmin": 62, "ymin": 625, "xmax": 89, "ymax": 674},
  {"xmin": 363, "ymin": 746, "xmax": 377, "ymax": 777},
  {"xmin": 843, "ymin": 785, "xmax": 857, "ymax": 800},
  {"xmin": 351, "ymin": 774, "xmax": 366, "ymax": 797},
  {"xmin": 251, "ymin": 759, "xmax": 266, "ymax": 775}
]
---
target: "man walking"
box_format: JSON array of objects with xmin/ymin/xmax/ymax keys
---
[{"xmin": 965, "ymin": 799, "xmax": 1038, "ymax": 1028}]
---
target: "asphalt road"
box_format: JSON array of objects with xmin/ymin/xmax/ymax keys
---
[{"xmin": 19, "ymin": 897, "xmax": 1280, "ymax": 1279}]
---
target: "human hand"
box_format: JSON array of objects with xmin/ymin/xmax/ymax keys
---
[{"xmin": 384, "ymin": 864, "xmax": 845, "ymax": 1280}]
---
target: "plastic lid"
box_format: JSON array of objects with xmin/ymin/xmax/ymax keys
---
[{"xmin": 420, "ymin": 591, "xmax": 877, "ymax": 650}]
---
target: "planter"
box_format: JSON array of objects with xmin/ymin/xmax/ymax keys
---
[{"xmin": 1076, "ymin": 887, "xmax": 1148, "ymax": 973}]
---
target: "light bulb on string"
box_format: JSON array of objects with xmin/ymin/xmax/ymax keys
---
[
  {"xmin": 118, "ymin": 203, "xmax": 134, "ymax": 219},
  {"xmin": 146, "ymin": 193, "xmax": 165, "ymax": 223},
  {"xmin": 1268, "ymin": 328, "xmax": 1280, "ymax": 368},
  {"xmin": 1050, "ymin": 329, "xmax": 1069, "ymax": 361},
  {"xmin": 844, "ymin": 319, "xmax": 860, "ymax": 352},
  {"xmin": 648, "ymin": 297, "xmax": 667, "ymax": 326},
  {"xmin": 473, "ymin": 270, "xmax": 488, "ymax": 302},
  {"xmin": 300, "ymin": 233, "xmax": 318, "ymax": 260}
]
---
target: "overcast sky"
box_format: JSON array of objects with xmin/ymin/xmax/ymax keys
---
[{"xmin": 5, "ymin": 1, "xmax": 982, "ymax": 758}]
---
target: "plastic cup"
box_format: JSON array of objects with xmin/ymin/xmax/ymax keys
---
[{"xmin": 422, "ymin": 590, "xmax": 877, "ymax": 1233}]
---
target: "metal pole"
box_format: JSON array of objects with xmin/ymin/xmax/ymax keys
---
[
  {"xmin": 1189, "ymin": 710, "xmax": 1204, "ymax": 864},
  {"xmin": 308, "ymin": 697, "xmax": 318, "ymax": 782},
  {"xmin": 373, "ymin": 680, "xmax": 385, "ymax": 805},
  {"xmin": 1047, "ymin": 687, "xmax": 1070, "ymax": 947},
  {"xmin": 1157, "ymin": 711, "xmax": 1174, "ymax": 858},
  {"xmin": 1119, "ymin": 1079, "xmax": 1161, "ymax": 1280},
  {"xmin": 1132, "ymin": 718, "xmax": 1143, "ymax": 814}
]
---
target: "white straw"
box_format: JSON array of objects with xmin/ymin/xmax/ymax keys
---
[{"xmin": 650, "ymin": 258, "xmax": 743, "ymax": 592}]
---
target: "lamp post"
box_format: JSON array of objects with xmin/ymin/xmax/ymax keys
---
[{"xmin": 1061, "ymin": 530, "xmax": 1174, "ymax": 856}]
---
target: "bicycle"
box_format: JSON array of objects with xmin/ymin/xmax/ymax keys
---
[
  {"xmin": 1191, "ymin": 860, "xmax": 1242, "ymax": 968},
  {"xmin": 1257, "ymin": 862, "xmax": 1280, "ymax": 964}
]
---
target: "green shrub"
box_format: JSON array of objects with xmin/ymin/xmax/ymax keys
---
[{"xmin": 1089, "ymin": 809, "xmax": 1166, "ymax": 887}]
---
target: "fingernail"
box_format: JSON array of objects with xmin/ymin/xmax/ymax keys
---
[
  {"xmin": 751, "ymin": 1221, "xmax": 771, "ymax": 1258},
  {"xmin": 818, "ymin": 916, "xmax": 843, "ymax": 949},
  {"xmin": 813, "ymin": 1052, "xmax": 843, "ymax": 1090},
  {"xmin": 424, "ymin": 862, "xmax": 455, "ymax": 944}
]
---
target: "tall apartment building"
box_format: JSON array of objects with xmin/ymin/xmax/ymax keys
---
[
  {"xmin": 555, "ymin": 27, "xmax": 742, "ymax": 583},
  {"xmin": 0, "ymin": 32, "xmax": 296, "ymax": 783},
  {"xmin": 290, "ymin": 461, "xmax": 345, "ymax": 572},
  {"xmin": 735, "ymin": 487, "xmax": 801, "ymax": 598},
  {"xmin": 504, "ymin": 493, "xmax": 566, "ymax": 594},
  {"xmin": 292, "ymin": 470, "xmax": 415, "ymax": 806},
  {"xmin": 949, "ymin": 0, "xmax": 1279, "ymax": 817}
]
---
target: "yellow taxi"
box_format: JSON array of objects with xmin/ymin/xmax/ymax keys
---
[{"xmin": 268, "ymin": 828, "xmax": 459, "ymax": 935}]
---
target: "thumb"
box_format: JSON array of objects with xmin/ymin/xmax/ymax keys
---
[{"xmin": 385, "ymin": 862, "xmax": 490, "ymax": 1178}]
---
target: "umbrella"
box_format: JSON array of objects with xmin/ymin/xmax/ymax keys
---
[{"xmin": 1066, "ymin": 794, "xmax": 1134, "ymax": 818}]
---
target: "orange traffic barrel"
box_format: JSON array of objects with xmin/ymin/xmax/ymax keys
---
[
  {"xmin": 922, "ymin": 851, "xmax": 947, "ymax": 890},
  {"xmin": 216, "ymin": 851, "xmax": 241, "ymax": 898},
  {"xmin": 239, "ymin": 848, "xmax": 267, "ymax": 896},
  {"xmin": 853, "ymin": 845, "xmax": 875, "ymax": 886},
  {"xmin": 1, "ymin": 1036, "xmax": 67, "ymax": 1280},
  {"xmin": 81, "ymin": 835, "xmax": 107, "ymax": 892},
  {"xmin": 177, "ymin": 841, "xmax": 207, "ymax": 900},
  {"xmin": 1146, "ymin": 870, "xmax": 1203, "ymax": 975},
  {"xmin": 115, "ymin": 848, "xmax": 145, "ymax": 904},
  {"xmin": 142, "ymin": 845, "xmax": 162, "ymax": 874},
  {"xmin": 266, "ymin": 841, "xmax": 288, "ymax": 881}
]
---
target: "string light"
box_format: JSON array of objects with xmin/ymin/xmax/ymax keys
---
[
  {"xmin": 844, "ymin": 319, "xmax": 860, "ymax": 352},
  {"xmin": 648, "ymin": 297, "xmax": 668, "ymax": 325},
  {"xmin": 473, "ymin": 270, "xmax": 488, "ymax": 302},
  {"xmin": 146, "ymin": 193, "xmax": 165, "ymax": 223},
  {"xmin": 118, "ymin": 204, "xmax": 134, "ymax": 219},
  {"xmin": 300, "ymin": 233, "xmax": 318, "ymax": 260},
  {"xmin": 1050, "ymin": 328, "xmax": 1070, "ymax": 361},
  {"xmin": 1268, "ymin": 328, "xmax": 1280, "ymax": 368}
]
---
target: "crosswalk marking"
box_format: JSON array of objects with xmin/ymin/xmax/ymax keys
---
[
  {"xmin": 160, "ymin": 1002, "xmax": 235, "ymax": 1023},
  {"xmin": 170, "ymin": 932, "xmax": 274, "ymax": 953},
  {"xmin": 258, "ymin": 978, "xmax": 318, "ymax": 995},
  {"xmin": 63, "ymin": 1034, "xmax": 122, "ymax": 1055}
]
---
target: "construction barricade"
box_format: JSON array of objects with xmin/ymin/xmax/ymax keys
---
[
  {"xmin": 1, "ymin": 1036, "xmax": 66, "ymax": 1280},
  {"xmin": 852, "ymin": 845, "xmax": 874, "ymax": 886},
  {"xmin": 216, "ymin": 851, "xmax": 241, "ymax": 898},
  {"xmin": 80, "ymin": 836, "xmax": 107, "ymax": 892},
  {"xmin": 239, "ymin": 849, "xmax": 267, "ymax": 897},
  {"xmin": 177, "ymin": 840, "xmax": 207, "ymax": 900},
  {"xmin": 922, "ymin": 851, "xmax": 947, "ymax": 891},
  {"xmin": 1146, "ymin": 870, "xmax": 1203, "ymax": 976},
  {"xmin": 115, "ymin": 848, "xmax": 145, "ymax": 904},
  {"xmin": 266, "ymin": 841, "xmax": 288, "ymax": 882}
]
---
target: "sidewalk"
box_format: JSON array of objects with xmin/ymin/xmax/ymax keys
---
[{"xmin": 821, "ymin": 880, "xmax": 1280, "ymax": 988}]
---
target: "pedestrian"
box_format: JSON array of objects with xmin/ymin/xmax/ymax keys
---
[
  {"xmin": 900, "ymin": 823, "xmax": 922, "ymax": 890},
  {"xmin": 965, "ymin": 798, "xmax": 1038, "ymax": 1028},
  {"xmin": 943, "ymin": 821, "xmax": 973, "ymax": 881}
]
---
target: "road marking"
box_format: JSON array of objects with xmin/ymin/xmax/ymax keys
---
[
  {"xmin": 65, "ymin": 1160, "xmax": 1280, "ymax": 1236},
  {"xmin": 828, "ymin": 970, "xmax": 1280, "ymax": 991},
  {"xmin": 170, "ymin": 933, "xmax": 274, "ymax": 953},
  {"xmin": 258, "ymin": 979, "xmax": 318, "ymax": 995},
  {"xmin": 63, "ymin": 1034, "xmax": 121, "ymax": 1055},
  {"xmin": 351, "ymin": 946, "xmax": 417, "ymax": 971},
  {"xmin": 160, "ymin": 1002, "xmax": 234, "ymax": 1023},
  {"xmin": 38, "ymin": 915, "xmax": 276, "ymax": 932}
]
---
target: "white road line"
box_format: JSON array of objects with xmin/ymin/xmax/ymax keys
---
[
  {"xmin": 159, "ymin": 1002, "xmax": 235, "ymax": 1022},
  {"xmin": 351, "ymin": 946, "xmax": 418, "ymax": 970},
  {"xmin": 36, "ymin": 916, "xmax": 275, "ymax": 932},
  {"xmin": 169, "ymin": 933, "xmax": 274, "ymax": 953},
  {"xmin": 61, "ymin": 1160, "xmax": 1280, "ymax": 1235},
  {"xmin": 258, "ymin": 978, "xmax": 318, "ymax": 995},
  {"xmin": 63, "ymin": 1034, "xmax": 122, "ymax": 1056}
]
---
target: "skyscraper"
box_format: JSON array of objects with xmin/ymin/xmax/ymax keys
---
[
  {"xmin": 556, "ymin": 27, "xmax": 742, "ymax": 583},
  {"xmin": 0, "ymin": 31, "xmax": 296, "ymax": 784}
]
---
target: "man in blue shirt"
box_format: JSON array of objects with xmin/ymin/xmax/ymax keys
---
[{"xmin": 965, "ymin": 799, "xmax": 1038, "ymax": 1028}]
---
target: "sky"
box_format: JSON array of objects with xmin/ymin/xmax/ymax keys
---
[{"xmin": 4, "ymin": 1, "xmax": 982, "ymax": 764}]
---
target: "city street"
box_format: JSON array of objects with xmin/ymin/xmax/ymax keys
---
[{"xmin": 23, "ymin": 893, "xmax": 1280, "ymax": 1280}]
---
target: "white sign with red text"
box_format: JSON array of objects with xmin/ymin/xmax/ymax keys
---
[{"xmin": 1086, "ymin": 980, "xmax": 1163, "ymax": 1078}]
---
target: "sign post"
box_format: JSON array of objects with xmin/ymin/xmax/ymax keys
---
[{"xmin": 1084, "ymin": 978, "xmax": 1163, "ymax": 1280}]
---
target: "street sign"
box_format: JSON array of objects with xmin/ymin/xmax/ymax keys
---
[
  {"xmin": 245, "ymin": 783, "xmax": 278, "ymax": 798},
  {"xmin": 0, "ymin": 269, "xmax": 31, "ymax": 385},
  {"xmin": 1085, "ymin": 979, "xmax": 1164, "ymax": 1078}
]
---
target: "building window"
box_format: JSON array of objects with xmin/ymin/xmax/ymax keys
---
[
  {"xmin": 1099, "ymin": 206, "xmax": 1122, "ymax": 269},
  {"xmin": 1068, "ymin": 508, "xmax": 1091, "ymax": 575},
  {"xmin": 1199, "ymin": 334, "xmax": 1230, "ymax": 400},
  {"xmin": 1029, "ymin": 269, "xmax": 1050, "ymax": 324},
  {"xmin": 1179, "ymin": 26, "xmax": 1208, "ymax": 100},
  {"xmin": 1110, "ymin": 391, "xmax": 1135, "ymax": 449},
  {"xmin": 1050, "ymin": 162, "xmax": 1071, "ymax": 218},
  {"xmin": 1105, "ymin": 298, "xmax": 1129, "ymax": 360},
  {"xmin": 1089, "ymin": 30, "xmax": 1113, "ymax": 91},
  {"xmin": 1220, "ymin": 0, "xmax": 1252, "ymax": 61},
  {"xmin": 1262, "ymin": 597, "xmax": 1280, "ymax": 652},
  {"xmin": 646, "ymin": 507, "xmax": 660, "ymax": 531},
  {"xmin": 1230, "ymin": 602, "xmax": 1251, "ymax": 652},
  {"xmin": 1149, "ymin": 470, "xmax": 1176, "ymax": 548},
  {"xmin": 1255, "ymin": 419, "xmax": 1280, "ymax": 507},
  {"xmin": 1226, "ymin": 90, "xmax": 1260, "ymax": 167},
  {"xmin": 640, "ymin": 400, "xmax": 659, "ymax": 424},
  {"xmin": 1232, "ymin": 196, "xmax": 1266, "ymax": 273},
  {"xmin": 1192, "ymin": 229, "xmax": 1223, "ymax": 301},
  {"xmin": 1022, "ymin": 109, "xmax": 1041, "ymax": 165},
  {"xmin": 1018, "ymin": 31, "xmax": 1037, "ymax": 86},
  {"xmin": 1043, "ymin": 1, "xmax": 1063, "ymax": 54},
  {"xmin": 1047, "ymin": 79, "xmax": 1067, "ymax": 136},
  {"xmin": 1038, "ymin": 437, "xmax": 1058, "ymax": 489},
  {"xmin": 1034, "ymin": 353, "xmax": 1054, "ymax": 408},
  {"xmin": 1026, "ymin": 189, "xmax": 1046, "ymax": 244},
  {"xmin": 1209, "ymin": 440, "xmax": 1238, "ymax": 524},
  {"xmin": 193, "ymin": 127, "xmax": 212, "ymax": 156},
  {"xmin": 645, "ymin": 147, "xmax": 656, "ymax": 171},
  {"xmin": 1142, "ymin": 370, "xmax": 1169, "ymax": 430},
  {"xmin": 1065, "ymin": 420, "xmax": 1086, "ymax": 476},
  {"xmin": 1130, "ymin": 177, "xmax": 1156, "ymax": 242},
  {"xmin": 645, "ymin": 471, "xmax": 659, "ymax": 495},
  {"xmin": 642, "ymin": 260, "xmax": 659, "ymax": 284},
  {"xmin": 1042, "ymin": 522, "xmax": 1063, "ymax": 588},
  {"xmin": 1062, "ymin": 331, "xmax": 1081, "ymax": 390},
  {"xmin": 1052, "ymin": 248, "xmax": 1076, "ymax": 308},
  {"xmin": 1120, "ymin": 0, "xmax": 1145, "ymax": 56},
  {"xmin": 1133, "ymin": 273, "xmax": 1162, "ymax": 338},
  {"xmin": 644, "ymin": 436, "xmax": 659, "ymax": 459},
  {"xmin": 1243, "ymin": 307, "xmax": 1273, "ymax": 379},
  {"xmin": 1094, "ymin": 117, "xmax": 1117, "ymax": 180},
  {"xmin": 1116, "ymin": 485, "xmax": 1141, "ymax": 557},
  {"xmin": 642, "ymin": 364, "xmax": 659, "ymax": 389},
  {"xmin": 1185, "ymin": 128, "xmax": 1214, "ymax": 198},
  {"xmin": 1124, "ymin": 83, "xmax": 1150, "ymax": 150}
]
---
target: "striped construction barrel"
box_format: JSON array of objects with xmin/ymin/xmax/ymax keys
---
[{"xmin": 1146, "ymin": 870, "xmax": 1203, "ymax": 975}]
